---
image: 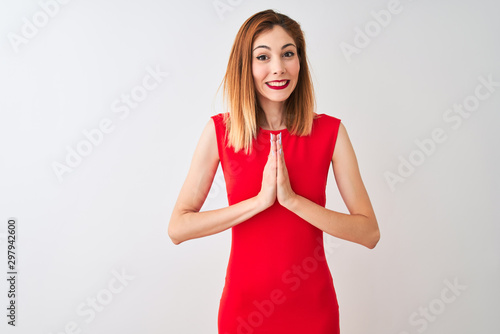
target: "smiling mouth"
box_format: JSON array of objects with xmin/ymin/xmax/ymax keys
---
[{"xmin": 266, "ymin": 80, "xmax": 290, "ymax": 90}]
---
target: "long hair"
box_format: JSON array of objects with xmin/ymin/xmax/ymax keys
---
[{"xmin": 222, "ymin": 9, "xmax": 316, "ymax": 154}]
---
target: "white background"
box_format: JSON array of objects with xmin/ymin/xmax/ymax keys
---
[{"xmin": 1, "ymin": 0, "xmax": 499, "ymax": 333}]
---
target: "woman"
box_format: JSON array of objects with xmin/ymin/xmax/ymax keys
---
[{"xmin": 168, "ymin": 9, "xmax": 380, "ymax": 334}]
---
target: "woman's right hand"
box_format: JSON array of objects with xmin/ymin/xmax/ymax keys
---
[{"xmin": 256, "ymin": 134, "xmax": 277, "ymax": 210}]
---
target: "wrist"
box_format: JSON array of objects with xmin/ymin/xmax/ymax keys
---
[
  {"xmin": 254, "ymin": 193, "xmax": 272, "ymax": 212},
  {"xmin": 282, "ymin": 192, "xmax": 299, "ymax": 211}
]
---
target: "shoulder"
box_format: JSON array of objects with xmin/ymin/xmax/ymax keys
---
[
  {"xmin": 211, "ymin": 112, "xmax": 230, "ymax": 126},
  {"xmin": 193, "ymin": 115, "xmax": 220, "ymax": 162},
  {"xmin": 312, "ymin": 113, "xmax": 342, "ymax": 136},
  {"xmin": 210, "ymin": 112, "xmax": 230, "ymax": 138},
  {"xmin": 314, "ymin": 113, "xmax": 341, "ymax": 126},
  {"xmin": 309, "ymin": 113, "xmax": 343, "ymax": 161},
  {"xmin": 331, "ymin": 120, "xmax": 353, "ymax": 164}
]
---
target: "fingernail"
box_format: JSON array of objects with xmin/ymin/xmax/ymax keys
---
[
  {"xmin": 279, "ymin": 133, "xmax": 282, "ymax": 145},
  {"xmin": 279, "ymin": 148, "xmax": 282, "ymax": 155}
]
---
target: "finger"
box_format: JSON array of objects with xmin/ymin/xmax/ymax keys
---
[
  {"xmin": 268, "ymin": 133, "xmax": 273, "ymax": 157},
  {"xmin": 276, "ymin": 133, "xmax": 284, "ymax": 175},
  {"xmin": 274, "ymin": 135, "xmax": 279, "ymax": 169},
  {"xmin": 269, "ymin": 134, "xmax": 277, "ymax": 169},
  {"xmin": 278, "ymin": 132, "xmax": 282, "ymax": 156},
  {"xmin": 278, "ymin": 132, "xmax": 284, "ymax": 163},
  {"xmin": 271, "ymin": 133, "xmax": 275, "ymax": 155},
  {"xmin": 269, "ymin": 133, "xmax": 274, "ymax": 155},
  {"xmin": 275, "ymin": 134, "xmax": 281, "ymax": 155},
  {"xmin": 268, "ymin": 134, "xmax": 276, "ymax": 163}
]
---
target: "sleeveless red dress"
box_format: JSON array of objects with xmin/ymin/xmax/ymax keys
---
[{"xmin": 211, "ymin": 112, "xmax": 341, "ymax": 334}]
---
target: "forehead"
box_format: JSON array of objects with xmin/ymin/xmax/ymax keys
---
[{"xmin": 252, "ymin": 25, "xmax": 295, "ymax": 49}]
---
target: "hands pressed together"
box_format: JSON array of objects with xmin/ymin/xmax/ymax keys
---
[{"xmin": 257, "ymin": 133, "xmax": 297, "ymax": 211}]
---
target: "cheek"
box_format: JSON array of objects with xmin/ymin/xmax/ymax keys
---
[
  {"xmin": 252, "ymin": 63, "xmax": 266, "ymax": 82},
  {"xmin": 290, "ymin": 59, "xmax": 300, "ymax": 78}
]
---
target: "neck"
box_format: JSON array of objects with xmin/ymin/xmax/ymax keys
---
[{"xmin": 259, "ymin": 99, "xmax": 286, "ymax": 130}]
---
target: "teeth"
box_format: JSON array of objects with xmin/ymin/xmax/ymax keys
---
[{"xmin": 267, "ymin": 81, "xmax": 288, "ymax": 87}]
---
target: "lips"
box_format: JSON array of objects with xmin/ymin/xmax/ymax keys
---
[{"xmin": 266, "ymin": 80, "xmax": 290, "ymax": 90}]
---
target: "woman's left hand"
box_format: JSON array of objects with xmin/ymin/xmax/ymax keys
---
[{"xmin": 276, "ymin": 133, "xmax": 297, "ymax": 209}]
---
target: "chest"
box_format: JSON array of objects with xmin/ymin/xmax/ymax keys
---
[{"xmin": 221, "ymin": 131, "xmax": 332, "ymax": 206}]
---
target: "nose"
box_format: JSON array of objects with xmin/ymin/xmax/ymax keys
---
[{"xmin": 271, "ymin": 57, "xmax": 286, "ymax": 75}]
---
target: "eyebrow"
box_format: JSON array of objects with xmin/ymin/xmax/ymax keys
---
[{"xmin": 252, "ymin": 43, "xmax": 296, "ymax": 52}]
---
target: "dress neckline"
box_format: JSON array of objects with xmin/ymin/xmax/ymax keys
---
[
  {"xmin": 257, "ymin": 113, "xmax": 321, "ymax": 135},
  {"xmin": 258, "ymin": 126, "xmax": 289, "ymax": 135}
]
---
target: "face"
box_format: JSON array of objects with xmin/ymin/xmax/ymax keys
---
[{"xmin": 252, "ymin": 26, "xmax": 300, "ymax": 107}]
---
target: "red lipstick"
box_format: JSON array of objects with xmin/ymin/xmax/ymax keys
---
[{"xmin": 266, "ymin": 80, "xmax": 290, "ymax": 90}]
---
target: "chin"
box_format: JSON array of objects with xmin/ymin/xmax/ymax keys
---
[
  {"xmin": 263, "ymin": 95, "xmax": 291, "ymax": 103},
  {"xmin": 261, "ymin": 89, "xmax": 295, "ymax": 103}
]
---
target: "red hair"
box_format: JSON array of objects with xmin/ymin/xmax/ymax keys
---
[{"xmin": 222, "ymin": 9, "xmax": 316, "ymax": 154}]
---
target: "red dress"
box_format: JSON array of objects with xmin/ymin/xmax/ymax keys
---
[{"xmin": 211, "ymin": 112, "xmax": 342, "ymax": 334}]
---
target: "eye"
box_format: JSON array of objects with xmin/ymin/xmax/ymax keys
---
[
  {"xmin": 283, "ymin": 51, "xmax": 295, "ymax": 58},
  {"xmin": 256, "ymin": 55, "xmax": 269, "ymax": 61}
]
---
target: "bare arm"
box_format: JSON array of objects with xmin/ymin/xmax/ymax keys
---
[
  {"xmin": 277, "ymin": 123, "xmax": 380, "ymax": 249},
  {"xmin": 168, "ymin": 119, "xmax": 276, "ymax": 245}
]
